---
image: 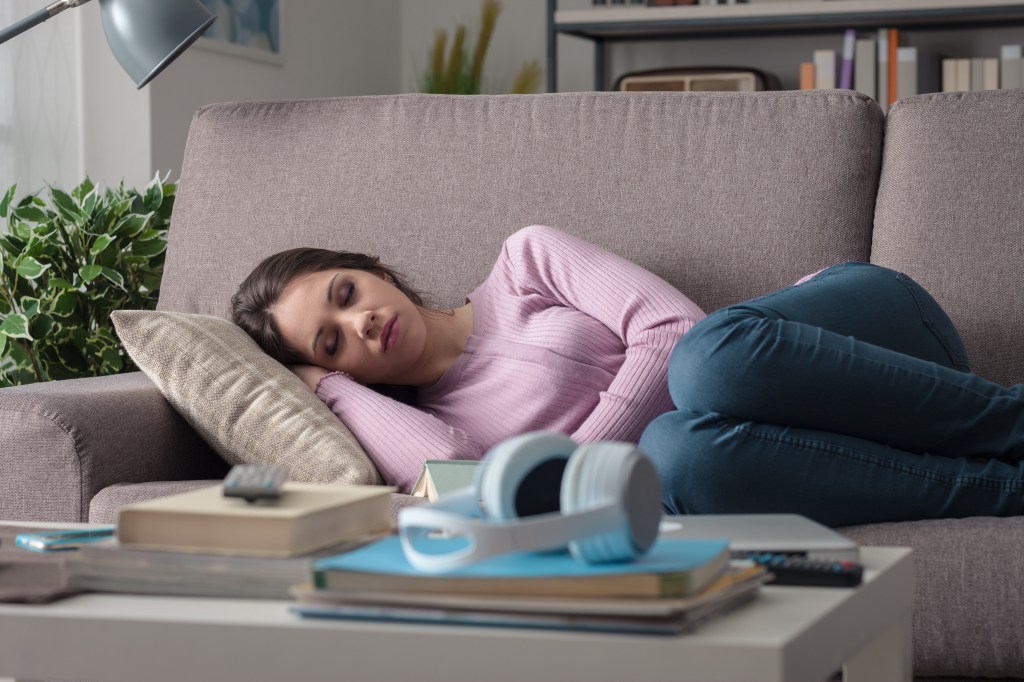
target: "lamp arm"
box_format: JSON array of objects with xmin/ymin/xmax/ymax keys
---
[{"xmin": 0, "ymin": 0, "xmax": 93, "ymax": 46}]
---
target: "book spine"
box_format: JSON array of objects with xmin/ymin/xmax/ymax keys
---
[
  {"xmin": 1000, "ymin": 45, "xmax": 1023, "ymax": 89},
  {"xmin": 839, "ymin": 29, "xmax": 856, "ymax": 90},
  {"xmin": 813, "ymin": 49, "xmax": 836, "ymax": 89},
  {"xmin": 970, "ymin": 58, "xmax": 985, "ymax": 91},
  {"xmin": 955, "ymin": 59, "xmax": 970, "ymax": 93},
  {"xmin": 799, "ymin": 61, "xmax": 815, "ymax": 90},
  {"xmin": 877, "ymin": 28, "xmax": 889, "ymax": 110},
  {"xmin": 941, "ymin": 58, "xmax": 955, "ymax": 92},
  {"xmin": 854, "ymin": 38, "xmax": 876, "ymax": 99},
  {"xmin": 888, "ymin": 28, "xmax": 899, "ymax": 105},
  {"xmin": 982, "ymin": 58, "xmax": 999, "ymax": 90},
  {"xmin": 896, "ymin": 46, "xmax": 917, "ymax": 99}
]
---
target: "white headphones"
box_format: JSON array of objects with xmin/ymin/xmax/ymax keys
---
[{"xmin": 397, "ymin": 432, "xmax": 663, "ymax": 573}]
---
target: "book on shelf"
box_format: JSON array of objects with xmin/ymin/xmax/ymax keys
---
[
  {"xmin": 1001, "ymin": 45, "xmax": 1023, "ymax": 89},
  {"xmin": 62, "ymin": 535, "xmax": 381, "ymax": 599},
  {"xmin": 812, "ymin": 49, "xmax": 835, "ymax": 89},
  {"xmin": 838, "ymin": 28, "xmax": 856, "ymax": 90},
  {"xmin": 116, "ymin": 482, "xmax": 394, "ymax": 557},
  {"xmin": 799, "ymin": 61, "xmax": 814, "ymax": 90},
  {"xmin": 888, "ymin": 27, "xmax": 900, "ymax": 106},
  {"xmin": 853, "ymin": 37, "xmax": 876, "ymax": 100},
  {"xmin": 313, "ymin": 535, "xmax": 731, "ymax": 598},
  {"xmin": 896, "ymin": 47, "xmax": 940, "ymax": 101},
  {"xmin": 877, "ymin": 28, "xmax": 889, "ymax": 109},
  {"xmin": 292, "ymin": 563, "xmax": 768, "ymax": 636},
  {"xmin": 410, "ymin": 459, "xmax": 480, "ymax": 501}
]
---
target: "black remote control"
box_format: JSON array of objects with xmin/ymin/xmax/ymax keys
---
[{"xmin": 735, "ymin": 552, "xmax": 864, "ymax": 587}]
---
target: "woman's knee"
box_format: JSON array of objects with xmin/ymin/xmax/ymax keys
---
[
  {"xmin": 639, "ymin": 409, "xmax": 749, "ymax": 515},
  {"xmin": 667, "ymin": 308, "xmax": 765, "ymax": 412}
]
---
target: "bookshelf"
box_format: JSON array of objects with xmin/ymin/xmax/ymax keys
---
[{"xmin": 547, "ymin": 0, "xmax": 1024, "ymax": 91}]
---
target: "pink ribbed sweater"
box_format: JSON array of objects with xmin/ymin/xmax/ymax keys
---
[{"xmin": 314, "ymin": 225, "xmax": 706, "ymax": 492}]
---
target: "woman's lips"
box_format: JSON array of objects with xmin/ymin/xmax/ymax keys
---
[{"xmin": 382, "ymin": 316, "xmax": 399, "ymax": 352}]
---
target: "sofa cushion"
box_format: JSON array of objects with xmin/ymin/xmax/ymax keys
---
[
  {"xmin": 872, "ymin": 90, "xmax": 1024, "ymax": 387},
  {"xmin": 161, "ymin": 91, "xmax": 881, "ymax": 321},
  {"xmin": 111, "ymin": 310, "xmax": 380, "ymax": 486},
  {"xmin": 841, "ymin": 516, "xmax": 1024, "ymax": 678}
]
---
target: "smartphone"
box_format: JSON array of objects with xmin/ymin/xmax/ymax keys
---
[{"xmin": 15, "ymin": 526, "xmax": 117, "ymax": 552}]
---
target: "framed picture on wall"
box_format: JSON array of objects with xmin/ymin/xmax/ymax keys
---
[{"xmin": 195, "ymin": 0, "xmax": 284, "ymax": 65}]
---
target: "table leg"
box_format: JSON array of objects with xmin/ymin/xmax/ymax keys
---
[{"xmin": 842, "ymin": 610, "xmax": 912, "ymax": 682}]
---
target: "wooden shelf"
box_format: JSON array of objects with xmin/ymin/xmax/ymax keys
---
[
  {"xmin": 547, "ymin": 0, "xmax": 1024, "ymax": 91},
  {"xmin": 555, "ymin": 0, "xmax": 1024, "ymax": 40}
]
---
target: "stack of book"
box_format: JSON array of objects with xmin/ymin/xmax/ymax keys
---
[
  {"xmin": 290, "ymin": 534, "xmax": 768, "ymax": 635},
  {"xmin": 62, "ymin": 482, "xmax": 394, "ymax": 598},
  {"xmin": 802, "ymin": 30, "xmax": 1024, "ymax": 108}
]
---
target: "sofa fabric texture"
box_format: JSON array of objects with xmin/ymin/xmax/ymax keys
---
[
  {"xmin": 871, "ymin": 90, "xmax": 1024, "ymax": 388},
  {"xmin": 2, "ymin": 90, "xmax": 1022, "ymax": 679},
  {"xmin": 160, "ymin": 91, "xmax": 879, "ymax": 320}
]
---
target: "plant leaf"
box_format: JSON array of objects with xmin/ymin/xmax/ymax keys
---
[
  {"xmin": 89, "ymin": 234, "xmax": 114, "ymax": 258},
  {"xmin": 0, "ymin": 314, "xmax": 32, "ymax": 340},
  {"xmin": 12, "ymin": 205, "xmax": 48, "ymax": 224},
  {"xmin": 0, "ymin": 332, "xmax": 7, "ymax": 358},
  {"xmin": 0, "ymin": 184, "xmax": 15, "ymax": 219},
  {"xmin": 80, "ymin": 264, "xmax": 103, "ymax": 282},
  {"xmin": 20, "ymin": 297, "xmax": 40, "ymax": 318},
  {"xmin": 114, "ymin": 213, "xmax": 151, "ymax": 238},
  {"xmin": 48, "ymin": 277, "xmax": 75, "ymax": 290},
  {"xmin": 131, "ymin": 238, "xmax": 167, "ymax": 258},
  {"xmin": 16, "ymin": 256, "xmax": 50, "ymax": 280},
  {"xmin": 30, "ymin": 313, "xmax": 54, "ymax": 339},
  {"xmin": 50, "ymin": 188, "xmax": 82, "ymax": 223},
  {"xmin": 143, "ymin": 173, "xmax": 164, "ymax": 211},
  {"xmin": 50, "ymin": 291, "xmax": 78, "ymax": 317},
  {"xmin": 99, "ymin": 267, "xmax": 125, "ymax": 289}
]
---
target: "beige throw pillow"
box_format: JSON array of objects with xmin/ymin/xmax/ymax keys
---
[{"xmin": 111, "ymin": 310, "xmax": 381, "ymax": 485}]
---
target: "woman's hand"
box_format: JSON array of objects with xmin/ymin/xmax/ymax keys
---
[{"xmin": 290, "ymin": 364, "xmax": 331, "ymax": 392}]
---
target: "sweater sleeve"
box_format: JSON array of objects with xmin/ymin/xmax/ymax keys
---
[
  {"xmin": 502, "ymin": 225, "xmax": 706, "ymax": 444},
  {"xmin": 315, "ymin": 373, "xmax": 485, "ymax": 492}
]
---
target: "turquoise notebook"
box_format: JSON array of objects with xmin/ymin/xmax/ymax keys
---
[{"xmin": 314, "ymin": 536, "xmax": 729, "ymax": 578}]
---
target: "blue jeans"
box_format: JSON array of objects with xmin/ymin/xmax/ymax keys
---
[{"xmin": 639, "ymin": 262, "xmax": 1024, "ymax": 526}]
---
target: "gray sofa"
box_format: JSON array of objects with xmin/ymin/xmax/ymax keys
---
[{"xmin": 1, "ymin": 90, "xmax": 1022, "ymax": 679}]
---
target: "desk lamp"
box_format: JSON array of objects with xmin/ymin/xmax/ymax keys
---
[{"xmin": 0, "ymin": 0, "xmax": 216, "ymax": 88}]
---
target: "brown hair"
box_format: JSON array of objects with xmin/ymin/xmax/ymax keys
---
[{"xmin": 230, "ymin": 248, "xmax": 424, "ymax": 366}]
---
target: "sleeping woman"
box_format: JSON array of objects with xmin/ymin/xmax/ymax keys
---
[{"xmin": 230, "ymin": 224, "xmax": 1024, "ymax": 527}]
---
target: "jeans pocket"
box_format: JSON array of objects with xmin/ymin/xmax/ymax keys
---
[{"xmin": 895, "ymin": 273, "xmax": 971, "ymax": 371}]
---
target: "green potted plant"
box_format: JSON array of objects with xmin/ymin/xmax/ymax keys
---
[
  {"xmin": 0, "ymin": 174, "xmax": 173, "ymax": 386},
  {"xmin": 419, "ymin": 0, "xmax": 542, "ymax": 95}
]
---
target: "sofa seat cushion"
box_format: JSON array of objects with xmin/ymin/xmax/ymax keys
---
[
  {"xmin": 841, "ymin": 516, "xmax": 1024, "ymax": 678},
  {"xmin": 89, "ymin": 482, "xmax": 428, "ymax": 527}
]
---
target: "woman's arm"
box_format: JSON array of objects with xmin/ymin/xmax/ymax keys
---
[
  {"xmin": 503, "ymin": 225, "xmax": 706, "ymax": 444},
  {"xmin": 314, "ymin": 373, "xmax": 485, "ymax": 492}
]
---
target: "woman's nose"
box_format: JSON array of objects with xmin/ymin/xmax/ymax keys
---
[{"xmin": 355, "ymin": 310, "xmax": 375, "ymax": 338}]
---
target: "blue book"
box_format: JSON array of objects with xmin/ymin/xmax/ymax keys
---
[{"xmin": 313, "ymin": 536, "xmax": 730, "ymax": 598}]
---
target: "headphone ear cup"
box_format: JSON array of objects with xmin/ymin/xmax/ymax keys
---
[
  {"xmin": 561, "ymin": 442, "xmax": 663, "ymax": 563},
  {"xmin": 477, "ymin": 432, "xmax": 576, "ymax": 523}
]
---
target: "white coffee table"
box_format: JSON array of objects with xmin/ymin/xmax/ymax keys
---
[{"xmin": 0, "ymin": 533, "xmax": 911, "ymax": 682}]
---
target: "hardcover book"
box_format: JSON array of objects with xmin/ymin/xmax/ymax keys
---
[
  {"xmin": 293, "ymin": 564, "xmax": 768, "ymax": 635},
  {"xmin": 313, "ymin": 535, "xmax": 730, "ymax": 598},
  {"xmin": 116, "ymin": 483, "xmax": 394, "ymax": 557}
]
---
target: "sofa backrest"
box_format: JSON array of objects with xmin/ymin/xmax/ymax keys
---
[
  {"xmin": 873, "ymin": 90, "xmax": 1024, "ymax": 387},
  {"xmin": 161, "ymin": 91, "xmax": 881, "ymax": 320}
]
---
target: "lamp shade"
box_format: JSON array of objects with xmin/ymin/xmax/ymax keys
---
[{"xmin": 98, "ymin": 0, "xmax": 216, "ymax": 89}]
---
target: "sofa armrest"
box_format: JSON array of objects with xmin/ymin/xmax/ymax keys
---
[{"xmin": 0, "ymin": 372, "xmax": 229, "ymax": 522}]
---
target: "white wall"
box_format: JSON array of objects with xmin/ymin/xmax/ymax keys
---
[
  {"xmin": 0, "ymin": 1, "xmax": 84, "ymax": 197},
  {"xmin": 149, "ymin": 0, "xmax": 402, "ymax": 184},
  {"xmin": 399, "ymin": 0, "xmax": 593, "ymax": 94}
]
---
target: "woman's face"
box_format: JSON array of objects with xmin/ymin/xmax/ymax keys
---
[{"xmin": 273, "ymin": 268, "xmax": 429, "ymax": 384}]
